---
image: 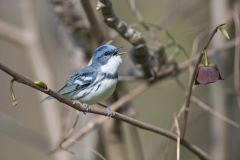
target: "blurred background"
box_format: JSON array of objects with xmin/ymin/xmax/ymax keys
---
[{"xmin": 0, "ymin": 0, "xmax": 240, "ymax": 160}]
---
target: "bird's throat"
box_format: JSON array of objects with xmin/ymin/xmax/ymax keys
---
[{"xmin": 100, "ymin": 56, "xmax": 122, "ymax": 74}]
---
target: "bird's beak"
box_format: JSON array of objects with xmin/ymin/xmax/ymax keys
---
[
  {"xmin": 114, "ymin": 46, "xmax": 127, "ymax": 56},
  {"xmin": 118, "ymin": 52, "xmax": 127, "ymax": 55},
  {"xmin": 117, "ymin": 46, "xmax": 123, "ymax": 50}
]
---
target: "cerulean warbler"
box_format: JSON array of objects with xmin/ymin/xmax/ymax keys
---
[{"xmin": 43, "ymin": 44, "xmax": 122, "ymax": 105}]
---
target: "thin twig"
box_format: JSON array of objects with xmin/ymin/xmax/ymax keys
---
[
  {"xmin": 20, "ymin": 1, "xmax": 69, "ymax": 159},
  {"xmin": 126, "ymin": 0, "xmax": 161, "ymax": 47},
  {"xmin": 191, "ymin": 96, "xmax": 240, "ymax": 128},
  {"xmin": 162, "ymin": 77, "xmax": 189, "ymax": 160},
  {"xmin": 175, "ymin": 77, "xmax": 240, "ymax": 128},
  {"xmin": 119, "ymin": 37, "xmax": 239, "ymax": 83},
  {"xmin": 0, "ymin": 62, "xmax": 211, "ymax": 160},
  {"xmin": 0, "ymin": 19, "xmax": 27, "ymax": 46},
  {"xmin": 147, "ymin": 23, "xmax": 188, "ymax": 58},
  {"xmin": 179, "ymin": 37, "xmax": 240, "ymax": 73},
  {"xmin": 233, "ymin": 5, "xmax": 240, "ymax": 111},
  {"xmin": 163, "ymin": 96, "xmax": 185, "ymax": 160},
  {"xmin": 10, "ymin": 78, "xmax": 18, "ymax": 106},
  {"xmin": 174, "ymin": 114, "xmax": 181, "ymax": 160},
  {"xmin": 181, "ymin": 24, "xmax": 226, "ymax": 138},
  {"xmin": 126, "ymin": 107, "xmax": 145, "ymax": 160},
  {"xmin": 50, "ymin": 0, "xmax": 96, "ymax": 58},
  {"xmin": 177, "ymin": 52, "xmax": 202, "ymax": 138},
  {"xmin": 61, "ymin": 81, "xmax": 148, "ymax": 149},
  {"xmin": 63, "ymin": 139, "xmax": 107, "ymax": 160},
  {"xmin": 81, "ymin": 0, "xmax": 106, "ymax": 43},
  {"xmin": 52, "ymin": 111, "xmax": 81, "ymax": 153}
]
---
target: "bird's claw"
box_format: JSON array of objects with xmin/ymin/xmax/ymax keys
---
[
  {"xmin": 82, "ymin": 104, "xmax": 90, "ymax": 114},
  {"xmin": 72, "ymin": 101, "xmax": 89, "ymax": 114},
  {"xmin": 106, "ymin": 107, "xmax": 115, "ymax": 118},
  {"xmin": 72, "ymin": 100, "xmax": 80, "ymax": 105}
]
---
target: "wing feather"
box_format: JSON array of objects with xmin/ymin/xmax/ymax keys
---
[
  {"xmin": 41, "ymin": 66, "xmax": 97, "ymax": 102},
  {"xmin": 58, "ymin": 66, "xmax": 96, "ymax": 97}
]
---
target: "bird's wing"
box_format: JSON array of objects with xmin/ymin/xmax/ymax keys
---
[
  {"xmin": 40, "ymin": 66, "xmax": 97, "ymax": 102},
  {"xmin": 57, "ymin": 66, "xmax": 97, "ymax": 97}
]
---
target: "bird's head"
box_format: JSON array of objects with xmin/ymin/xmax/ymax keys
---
[{"xmin": 91, "ymin": 44, "xmax": 122, "ymax": 74}]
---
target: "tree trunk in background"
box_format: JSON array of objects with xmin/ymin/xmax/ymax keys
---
[
  {"xmin": 209, "ymin": 0, "xmax": 228, "ymax": 159},
  {"xmin": 21, "ymin": 1, "xmax": 70, "ymax": 159}
]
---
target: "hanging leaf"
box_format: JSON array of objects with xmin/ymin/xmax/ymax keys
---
[
  {"xmin": 218, "ymin": 26, "xmax": 230, "ymax": 39},
  {"xmin": 10, "ymin": 79, "xmax": 18, "ymax": 106}
]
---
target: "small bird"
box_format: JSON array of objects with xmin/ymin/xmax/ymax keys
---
[{"xmin": 42, "ymin": 44, "xmax": 122, "ymax": 106}]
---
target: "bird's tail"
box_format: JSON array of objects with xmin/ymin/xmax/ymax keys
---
[{"xmin": 40, "ymin": 96, "xmax": 53, "ymax": 103}]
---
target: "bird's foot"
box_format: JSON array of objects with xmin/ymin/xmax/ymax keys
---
[
  {"xmin": 106, "ymin": 107, "xmax": 115, "ymax": 118},
  {"xmin": 72, "ymin": 100, "xmax": 81, "ymax": 106},
  {"xmin": 82, "ymin": 104, "xmax": 90, "ymax": 114},
  {"xmin": 72, "ymin": 100, "xmax": 89, "ymax": 114}
]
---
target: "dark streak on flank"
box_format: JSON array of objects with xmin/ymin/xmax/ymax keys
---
[{"xmin": 95, "ymin": 83, "xmax": 102, "ymax": 92}]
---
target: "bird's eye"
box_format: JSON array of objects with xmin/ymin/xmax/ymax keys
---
[{"xmin": 104, "ymin": 52, "xmax": 111, "ymax": 56}]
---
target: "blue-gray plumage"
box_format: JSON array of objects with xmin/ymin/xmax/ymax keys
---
[{"xmin": 42, "ymin": 44, "xmax": 122, "ymax": 105}]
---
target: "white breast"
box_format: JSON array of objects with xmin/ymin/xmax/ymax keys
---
[
  {"xmin": 73, "ymin": 55, "xmax": 121, "ymax": 104},
  {"xmin": 100, "ymin": 55, "xmax": 122, "ymax": 74},
  {"xmin": 77, "ymin": 78, "xmax": 117, "ymax": 104}
]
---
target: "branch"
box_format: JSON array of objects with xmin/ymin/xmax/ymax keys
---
[
  {"xmin": 233, "ymin": 6, "xmax": 240, "ymax": 110},
  {"xmin": 81, "ymin": 0, "xmax": 107, "ymax": 43},
  {"xmin": 181, "ymin": 52, "xmax": 203, "ymax": 138},
  {"xmin": 179, "ymin": 37, "xmax": 239, "ymax": 71},
  {"xmin": 0, "ymin": 19, "xmax": 27, "ymax": 46},
  {"xmin": 97, "ymin": 0, "xmax": 153, "ymax": 77},
  {"xmin": 51, "ymin": 0, "xmax": 89, "ymax": 34},
  {"xmin": 191, "ymin": 96, "xmax": 240, "ymax": 128},
  {"xmin": 175, "ymin": 77, "xmax": 240, "ymax": 129},
  {"xmin": 181, "ymin": 24, "xmax": 227, "ymax": 138},
  {"xmin": 61, "ymin": 81, "xmax": 148, "ymax": 149},
  {"xmin": 118, "ymin": 37, "xmax": 239, "ymax": 83},
  {"xmin": 50, "ymin": 0, "xmax": 98, "ymax": 58},
  {"xmin": 0, "ymin": 62, "xmax": 211, "ymax": 160}
]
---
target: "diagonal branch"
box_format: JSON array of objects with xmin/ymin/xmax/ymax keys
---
[
  {"xmin": 81, "ymin": 0, "xmax": 107, "ymax": 43},
  {"xmin": 118, "ymin": 37, "xmax": 240, "ymax": 82},
  {"xmin": 0, "ymin": 62, "xmax": 210, "ymax": 160},
  {"xmin": 0, "ymin": 20, "xmax": 27, "ymax": 46},
  {"xmin": 61, "ymin": 81, "xmax": 148, "ymax": 149},
  {"xmin": 181, "ymin": 24, "xmax": 227, "ymax": 138}
]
